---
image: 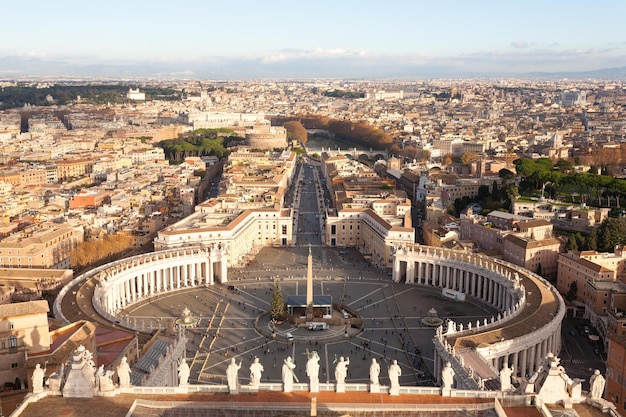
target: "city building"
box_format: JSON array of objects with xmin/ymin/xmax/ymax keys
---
[
  {"xmin": 0, "ymin": 224, "xmax": 84, "ymax": 269},
  {"xmin": 0, "ymin": 300, "xmax": 50, "ymax": 388}
]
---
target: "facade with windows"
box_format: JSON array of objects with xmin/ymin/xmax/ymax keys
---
[
  {"xmin": 0, "ymin": 300, "xmax": 50, "ymax": 388},
  {"xmin": 325, "ymin": 207, "xmax": 414, "ymax": 269},
  {"xmin": 0, "ymin": 224, "xmax": 84, "ymax": 269},
  {"xmin": 154, "ymin": 205, "xmax": 293, "ymax": 268},
  {"xmin": 606, "ymin": 335, "xmax": 626, "ymax": 415}
]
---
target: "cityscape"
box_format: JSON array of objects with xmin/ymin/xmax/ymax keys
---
[{"xmin": 3, "ymin": 1, "xmax": 626, "ymax": 416}]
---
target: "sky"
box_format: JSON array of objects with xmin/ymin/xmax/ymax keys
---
[{"xmin": 3, "ymin": 0, "xmax": 626, "ymax": 78}]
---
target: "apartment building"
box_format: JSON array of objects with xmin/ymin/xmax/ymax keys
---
[
  {"xmin": 325, "ymin": 207, "xmax": 414, "ymax": 269},
  {"xmin": 69, "ymin": 190, "xmax": 110, "ymax": 209},
  {"xmin": 502, "ymin": 232, "xmax": 561, "ymax": 278},
  {"xmin": 606, "ymin": 335, "xmax": 626, "ymax": 414},
  {"xmin": 56, "ymin": 158, "xmax": 94, "ymax": 182},
  {"xmin": 557, "ymin": 248, "xmax": 626, "ymax": 302},
  {"xmin": 0, "ymin": 224, "xmax": 84, "ymax": 269},
  {"xmin": 0, "ymin": 300, "xmax": 50, "ymax": 388},
  {"xmin": 441, "ymin": 178, "xmax": 498, "ymax": 208},
  {"xmin": 461, "ymin": 212, "xmax": 561, "ymax": 278}
]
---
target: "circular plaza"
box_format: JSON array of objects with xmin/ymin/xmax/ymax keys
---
[{"xmin": 56, "ymin": 242, "xmax": 563, "ymax": 391}]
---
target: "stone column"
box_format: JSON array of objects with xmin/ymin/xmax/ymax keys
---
[
  {"xmin": 123, "ymin": 279, "xmax": 130, "ymax": 306},
  {"xmin": 528, "ymin": 344, "xmax": 537, "ymax": 375},
  {"xmin": 132, "ymin": 276, "xmax": 138, "ymax": 300},
  {"xmin": 520, "ymin": 349, "xmax": 527, "ymax": 377},
  {"xmin": 208, "ymin": 260, "xmax": 214, "ymax": 285},
  {"xmin": 415, "ymin": 261, "xmax": 421, "ymax": 284},
  {"xmin": 221, "ymin": 257, "xmax": 228, "ymax": 283}
]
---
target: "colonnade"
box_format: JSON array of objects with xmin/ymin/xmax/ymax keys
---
[
  {"xmin": 393, "ymin": 244, "xmax": 564, "ymax": 389},
  {"xmin": 93, "ymin": 246, "xmax": 228, "ymax": 318},
  {"xmin": 402, "ymin": 260, "xmax": 516, "ymax": 311}
]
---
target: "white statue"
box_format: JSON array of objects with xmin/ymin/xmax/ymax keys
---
[
  {"xmin": 589, "ymin": 369, "xmax": 606, "ymax": 400},
  {"xmin": 500, "ymin": 364, "xmax": 513, "ymax": 391},
  {"xmin": 178, "ymin": 359, "xmax": 190, "ymax": 387},
  {"xmin": 388, "ymin": 359, "xmax": 401, "ymax": 389},
  {"xmin": 95, "ymin": 365, "xmax": 105, "ymax": 389},
  {"xmin": 282, "ymin": 356, "xmax": 297, "ymax": 392},
  {"xmin": 442, "ymin": 361, "xmax": 455, "ymax": 389},
  {"xmin": 226, "ymin": 358, "xmax": 242, "ymax": 391},
  {"xmin": 249, "ymin": 357, "xmax": 264, "ymax": 387},
  {"xmin": 335, "ymin": 356, "xmax": 349, "ymax": 384},
  {"xmin": 370, "ymin": 358, "xmax": 380, "ymax": 386},
  {"xmin": 306, "ymin": 351, "xmax": 320, "ymax": 388},
  {"xmin": 32, "ymin": 363, "xmax": 45, "ymax": 393},
  {"xmin": 116, "ymin": 356, "xmax": 132, "ymax": 387},
  {"xmin": 98, "ymin": 367, "xmax": 115, "ymax": 392}
]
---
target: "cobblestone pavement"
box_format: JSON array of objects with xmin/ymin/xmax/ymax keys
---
[{"xmin": 117, "ymin": 245, "xmax": 496, "ymax": 388}]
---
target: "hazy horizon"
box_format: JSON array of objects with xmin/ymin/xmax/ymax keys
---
[{"xmin": 3, "ymin": 0, "xmax": 626, "ymax": 79}]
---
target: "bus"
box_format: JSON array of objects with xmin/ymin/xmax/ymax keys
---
[{"xmin": 308, "ymin": 322, "xmax": 329, "ymax": 331}]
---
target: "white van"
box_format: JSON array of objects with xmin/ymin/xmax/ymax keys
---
[{"xmin": 286, "ymin": 332, "xmax": 294, "ymax": 341}]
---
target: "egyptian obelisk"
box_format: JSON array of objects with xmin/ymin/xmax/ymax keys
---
[{"xmin": 306, "ymin": 244, "xmax": 313, "ymax": 319}]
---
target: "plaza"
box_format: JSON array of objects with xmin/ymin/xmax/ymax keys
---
[{"xmin": 120, "ymin": 245, "xmax": 497, "ymax": 388}]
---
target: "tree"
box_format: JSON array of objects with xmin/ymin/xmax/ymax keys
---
[
  {"xmin": 554, "ymin": 159, "xmax": 575, "ymax": 174},
  {"xmin": 491, "ymin": 180, "xmax": 500, "ymax": 201},
  {"xmin": 270, "ymin": 281, "xmax": 285, "ymax": 322},
  {"xmin": 461, "ymin": 152, "xmax": 478, "ymax": 164},
  {"xmin": 566, "ymin": 235, "xmax": 578, "ymax": 251},
  {"xmin": 284, "ymin": 121, "xmax": 308, "ymax": 144},
  {"xmin": 586, "ymin": 229, "xmax": 598, "ymax": 251},
  {"xmin": 499, "ymin": 168, "xmax": 515, "ymax": 183},
  {"xmin": 417, "ymin": 149, "xmax": 431, "ymax": 162},
  {"xmin": 566, "ymin": 281, "xmax": 578, "ymax": 302}
]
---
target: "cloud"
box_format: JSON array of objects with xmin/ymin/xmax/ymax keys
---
[
  {"xmin": 511, "ymin": 41, "xmax": 531, "ymax": 49},
  {"xmin": 259, "ymin": 48, "xmax": 369, "ymax": 64}
]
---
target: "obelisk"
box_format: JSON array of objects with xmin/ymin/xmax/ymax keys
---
[{"xmin": 306, "ymin": 244, "xmax": 313, "ymax": 319}]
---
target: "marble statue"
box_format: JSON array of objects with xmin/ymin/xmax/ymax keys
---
[
  {"xmin": 32, "ymin": 363, "xmax": 45, "ymax": 393},
  {"xmin": 589, "ymin": 369, "xmax": 606, "ymax": 400},
  {"xmin": 226, "ymin": 358, "xmax": 242, "ymax": 391},
  {"xmin": 178, "ymin": 359, "xmax": 190, "ymax": 387},
  {"xmin": 116, "ymin": 356, "xmax": 132, "ymax": 387},
  {"xmin": 306, "ymin": 351, "xmax": 320, "ymax": 391},
  {"xmin": 249, "ymin": 357, "xmax": 264, "ymax": 387},
  {"xmin": 282, "ymin": 356, "xmax": 297, "ymax": 392},
  {"xmin": 335, "ymin": 356, "xmax": 349, "ymax": 384},
  {"xmin": 442, "ymin": 361, "xmax": 455, "ymax": 389},
  {"xmin": 369, "ymin": 358, "xmax": 380, "ymax": 386},
  {"xmin": 388, "ymin": 359, "xmax": 401, "ymax": 390},
  {"xmin": 500, "ymin": 364, "xmax": 513, "ymax": 391}
]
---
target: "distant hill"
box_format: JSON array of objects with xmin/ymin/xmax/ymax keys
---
[
  {"xmin": 529, "ymin": 66, "xmax": 626, "ymax": 79},
  {"xmin": 1, "ymin": 55, "xmax": 626, "ymax": 80}
]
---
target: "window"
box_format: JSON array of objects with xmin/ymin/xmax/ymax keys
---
[
  {"xmin": 9, "ymin": 322, "xmax": 13, "ymax": 330},
  {"xmin": 8, "ymin": 335, "xmax": 17, "ymax": 349},
  {"xmin": 11, "ymin": 363, "xmax": 18, "ymax": 368}
]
